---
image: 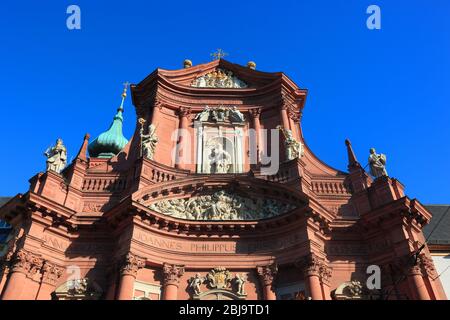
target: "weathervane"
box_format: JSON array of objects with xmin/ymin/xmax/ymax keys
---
[{"xmin": 211, "ymin": 49, "xmax": 228, "ymax": 60}]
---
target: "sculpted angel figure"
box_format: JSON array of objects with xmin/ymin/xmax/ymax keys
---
[
  {"xmin": 141, "ymin": 124, "xmax": 158, "ymax": 160},
  {"xmin": 234, "ymin": 273, "xmax": 247, "ymax": 295},
  {"xmin": 368, "ymin": 148, "xmax": 388, "ymax": 178},
  {"xmin": 229, "ymin": 106, "xmax": 245, "ymax": 123},
  {"xmin": 189, "ymin": 273, "xmax": 204, "ymax": 295},
  {"xmin": 195, "ymin": 106, "xmax": 211, "ymax": 122},
  {"xmin": 44, "ymin": 138, "xmax": 67, "ymax": 173},
  {"xmin": 277, "ymin": 126, "xmax": 303, "ymax": 161}
]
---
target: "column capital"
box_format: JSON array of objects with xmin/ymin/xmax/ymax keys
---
[
  {"xmin": 162, "ymin": 263, "xmax": 185, "ymax": 286},
  {"xmin": 154, "ymin": 99, "xmax": 164, "ymax": 110},
  {"xmin": 297, "ymin": 253, "xmax": 325, "ymax": 278},
  {"xmin": 41, "ymin": 261, "xmax": 64, "ymax": 285},
  {"xmin": 119, "ymin": 252, "xmax": 146, "ymax": 277},
  {"xmin": 257, "ymin": 263, "xmax": 278, "ymax": 286},
  {"xmin": 178, "ymin": 107, "xmax": 191, "ymax": 118},
  {"xmin": 319, "ymin": 263, "xmax": 332, "ymax": 286},
  {"xmin": 249, "ymin": 108, "xmax": 262, "ymax": 119},
  {"xmin": 10, "ymin": 248, "xmax": 43, "ymax": 277},
  {"xmin": 288, "ymin": 108, "xmax": 302, "ymax": 122},
  {"xmin": 417, "ymin": 253, "xmax": 437, "ymax": 278}
]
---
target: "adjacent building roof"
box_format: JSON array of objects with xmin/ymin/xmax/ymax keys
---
[
  {"xmin": 423, "ymin": 205, "xmax": 450, "ymax": 245},
  {"xmin": 0, "ymin": 197, "xmax": 11, "ymax": 207}
]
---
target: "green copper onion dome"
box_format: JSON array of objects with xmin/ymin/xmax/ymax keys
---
[{"xmin": 88, "ymin": 84, "xmax": 130, "ymax": 158}]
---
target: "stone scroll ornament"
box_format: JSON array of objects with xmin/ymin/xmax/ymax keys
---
[
  {"xmin": 146, "ymin": 190, "xmax": 296, "ymax": 221},
  {"xmin": 191, "ymin": 68, "xmax": 248, "ymax": 88},
  {"xmin": 44, "ymin": 138, "xmax": 67, "ymax": 173}
]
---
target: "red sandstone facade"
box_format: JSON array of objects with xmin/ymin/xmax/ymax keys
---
[{"xmin": 0, "ymin": 59, "xmax": 446, "ymax": 300}]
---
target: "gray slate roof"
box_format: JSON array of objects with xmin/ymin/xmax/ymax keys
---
[
  {"xmin": 0, "ymin": 197, "xmax": 11, "ymax": 207},
  {"xmin": 423, "ymin": 205, "xmax": 450, "ymax": 245}
]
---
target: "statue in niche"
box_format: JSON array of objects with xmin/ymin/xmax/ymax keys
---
[
  {"xmin": 141, "ymin": 124, "xmax": 158, "ymax": 160},
  {"xmin": 189, "ymin": 273, "xmax": 204, "ymax": 295},
  {"xmin": 44, "ymin": 138, "xmax": 67, "ymax": 174},
  {"xmin": 278, "ymin": 126, "xmax": 303, "ymax": 161},
  {"xmin": 368, "ymin": 148, "xmax": 388, "ymax": 178},
  {"xmin": 209, "ymin": 144, "xmax": 231, "ymax": 174},
  {"xmin": 234, "ymin": 273, "xmax": 247, "ymax": 296},
  {"xmin": 229, "ymin": 106, "xmax": 245, "ymax": 123},
  {"xmin": 195, "ymin": 106, "xmax": 211, "ymax": 122}
]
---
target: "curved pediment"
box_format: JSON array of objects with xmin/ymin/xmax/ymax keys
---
[
  {"xmin": 147, "ymin": 190, "xmax": 297, "ymax": 221},
  {"xmin": 151, "ymin": 59, "xmax": 282, "ymax": 90}
]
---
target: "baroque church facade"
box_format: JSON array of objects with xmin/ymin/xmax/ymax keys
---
[{"xmin": 0, "ymin": 58, "xmax": 447, "ymax": 300}]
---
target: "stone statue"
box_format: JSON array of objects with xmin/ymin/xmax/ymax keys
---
[
  {"xmin": 368, "ymin": 148, "xmax": 387, "ymax": 178},
  {"xmin": 209, "ymin": 144, "xmax": 231, "ymax": 174},
  {"xmin": 189, "ymin": 273, "xmax": 204, "ymax": 295},
  {"xmin": 44, "ymin": 138, "xmax": 67, "ymax": 173},
  {"xmin": 141, "ymin": 124, "xmax": 158, "ymax": 160},
  {"xmin": 195, "ymin": 106, "xmax": 211, "ymax": 122},
  {"xmin": 234, "ymin": 273, "xmax": 247, "ymax": 296},
  {"xmin": 229, "ymin": 106, "xmax": 245, "ymax": 123},
  {"xmin": 67, "ymin": 278, "xmax": 89, "ymax": 295},
  {"xmin": 278, "ymin": 127, "xmax": 303, "ymax": 161},
  {"xmin": 347, "ymin": 281, "xmax": 363, "ymax": 296}
]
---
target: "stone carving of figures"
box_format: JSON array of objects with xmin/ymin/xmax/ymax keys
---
[
  {"xmin": 141, "ymin": 124, "xmax": 158, "ymax": 160},
  {"xmin": 191, "ymin": 69, "xmax": 248, "ymax": 88},
  {"xmin": 44, "ymin": 138, "xmax": 67, "ymax": 174},
  {"xmin": 209, "ymin": 144, "xmax": 231, "ymax": 174},
  {"xmin": 211, "ymin": 107, "xmax": 228, "ymax": 122},
  {"xmin": 278, "ymin": 126, "xmax": 303, "ymax": 161},
  {"xmin": 195, "ymin": 106, "xmax": 211, "ymax": 122},
  {"xmin": 368, "ymin": 148, "xmax": 388, "ymax": 178},
  {"xmin": 146, "ymin": 191, "xmax": 296, "ymax": 221},
  {"xmin": 348, "ymin": 281, "xmax": 363, "ymax": 296},
  {"xmin": 229, "ymin": 106, "xmax": 245, "ymax": 123},
  {"xmin": 187, "ymin": 199, "xmax": 202, "ymax": 220},
  {"xmin": 189, "ymin": 273, "xmax": 204, "ymax": 295},
  {"xmin": 235, "ymin": 273, "xmax": 247, "ymax": 295},
  {"xmin": 68, "ymin": 278, "xmax": 89, "ymax": 295}
]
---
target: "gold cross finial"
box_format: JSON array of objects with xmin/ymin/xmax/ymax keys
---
[
  {"xmin": 211, "ymin": 49, "xmax": 228, "ymax": 60},
  {"xmin": 121, "ymin": 81, "xmax": 130, "ymax": 98},
  {"xmin": 119, "ymin": 81, "xmax": 130, "ymax": 110}
]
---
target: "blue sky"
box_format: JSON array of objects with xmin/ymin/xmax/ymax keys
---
[{"xmin": 1, "ymin": 1, "xmax": 449, "ymax": 204}]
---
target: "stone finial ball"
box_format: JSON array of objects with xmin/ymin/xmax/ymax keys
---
[
  {"xmin": 184, "ymin": 59, "xmax": 193, "ymax": 68},
  {"xmin": 247, "ymin": 61, "xmax": 256, "ymax": 69}
]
